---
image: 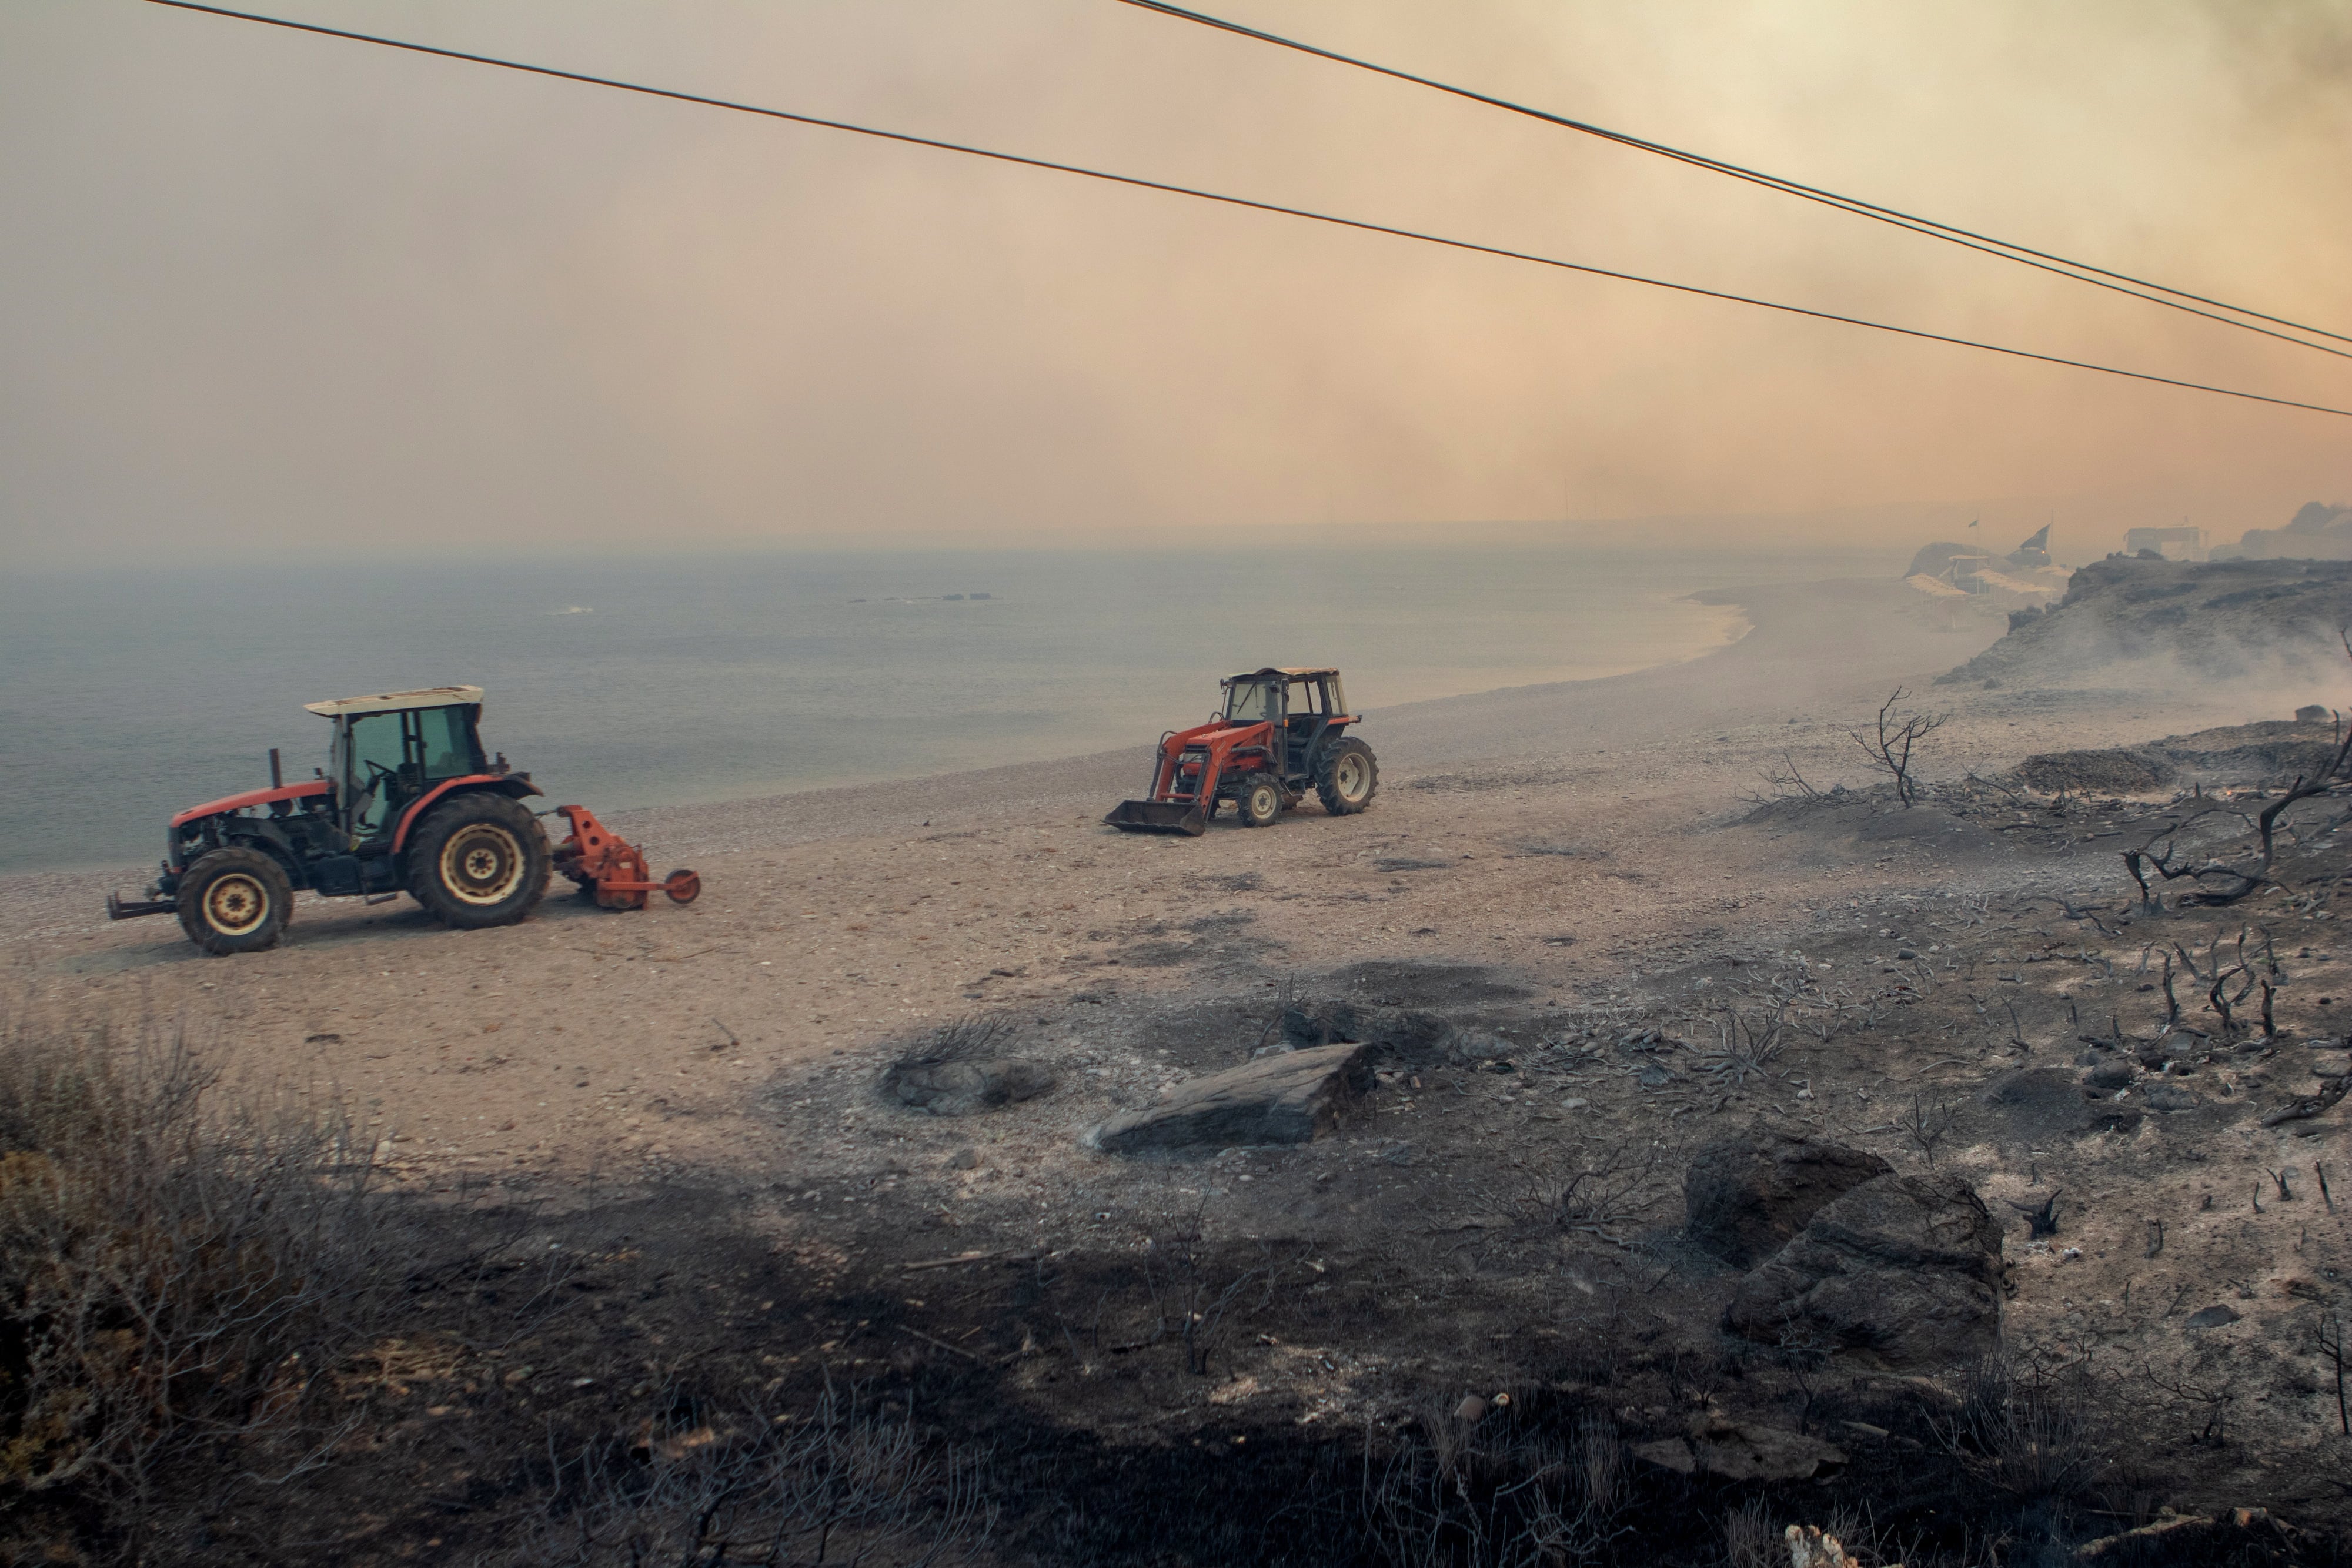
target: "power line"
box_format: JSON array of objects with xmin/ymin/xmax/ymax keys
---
[
  {"xmin": 143, "ymin": 0, "xmax": 2352, "ymax": 420},
  {"xmin": 1116, "ymin": 0, "xmax": 2352, "ymax": 357}
]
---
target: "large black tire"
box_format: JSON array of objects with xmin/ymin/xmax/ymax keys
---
[
  {"xmin": 407, "ymin": 793, "xmax": 550, "ymax": 930},
  {"xmin": 1237, "ymin": 773, "xmax": 1284, "ymax": 828},
  {"xmin": 1315, "ymin": 736, "xmax": 1379, "ymax": 815},
  {"xmin": 177, "ymin": 847, "xmax": 293, "ymax": 955}
]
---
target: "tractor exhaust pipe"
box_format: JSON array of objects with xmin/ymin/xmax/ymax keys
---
[{"xmin": 269, "ymin": 748, "xmax": 282, "ymax": 788}]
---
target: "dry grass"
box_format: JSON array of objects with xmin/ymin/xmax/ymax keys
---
[
  {"xmin": 0, "ymin": 1014, "xmax": 410, "ymax": 1563},
  {"xmin": 507, "ymin": 1382, "xmax": 995, "ymax": 1567}
]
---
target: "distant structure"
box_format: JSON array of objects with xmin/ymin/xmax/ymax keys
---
[
  {"xmin": 2123, "ymin": 525, "xmax": 2206, "ymax": 561},
  {"xmin": 2213, "ymin": 502, "xmax": 2352, "ymax": 561},
  {"xmin": 1903, "ymin": 526, "xmax": 2069, "ymax": 606}
]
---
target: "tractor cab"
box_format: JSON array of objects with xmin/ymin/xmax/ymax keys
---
[
  {"xmin": 1220, "ymin": 668, "xmax": 1347, "ymax": 779},
  {"xmin": 1108, "ymin": 666, "xmax": 1377, "ymax": 835},
  {"xmin": 306, "ymin": 686, "xmax": 497, "ymax": 843}
]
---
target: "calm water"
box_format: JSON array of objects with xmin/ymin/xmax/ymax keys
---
[{"xmin": 0, "ymin": 543, "xmax": 1864, "ymax": 874}]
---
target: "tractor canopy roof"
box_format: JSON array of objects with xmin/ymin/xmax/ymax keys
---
[
  {"xmin": 302, "ymin": 685, "xmax": 483, "ymax": 719},
  {"xmin": 1224, "ymin": 667, "xmax": 1338, "ymax": 684}
]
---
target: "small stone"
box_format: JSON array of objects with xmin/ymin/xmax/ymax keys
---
[
  {"xmin": 1451, "ymin": 1395, "xmax": 1488, "ymax": 1423},
  {"xmin": 2184, "ymin": 1305, "xmax": 2239, "ymax": 1330},
  {"xmin": 948, "ymin": 1148, "xmax": 981, "ymax": 1171},
  {"xmin": 1896, "ymin": 948, "xmax": 1918, "ymax": 960},
  {"xmin": 1559, "ymin": 1097, "xmax": 1590, "ymax": 1111}
]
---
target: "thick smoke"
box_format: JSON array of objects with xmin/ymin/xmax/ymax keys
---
[{"xmin": 2, "ymin": 0, "xmax": 2347, "ymax": 564}]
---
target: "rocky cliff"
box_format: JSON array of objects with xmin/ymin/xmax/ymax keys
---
[{"xmin": 1935, "ymin": 554, "xmax": 2352, "ymax": 687}]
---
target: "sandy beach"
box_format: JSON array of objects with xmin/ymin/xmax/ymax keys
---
[{"xmin": 0, "ymin": 574, "xmax": 2271, "ymax": 1184}]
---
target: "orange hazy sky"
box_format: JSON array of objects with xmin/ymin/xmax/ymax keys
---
[{"xmin": 2, "ymin": 0, "xmax": 2347, "ymax": 564}]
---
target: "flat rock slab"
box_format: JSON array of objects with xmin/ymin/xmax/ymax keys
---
[
  {"xmin": 1690, "ymin": 1425, "xmax": 1848, "ymax": 1482},
  {"xmin": 1086, "ymin": 1042, "xmax": 1375, "ymax": 1153},
  {"xmin": 1725, "ymin": 1171, "xmax": 2004, "ymax": 1368}
]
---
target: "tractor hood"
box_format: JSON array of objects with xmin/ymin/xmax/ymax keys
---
[{"xmin": 170, "ymin": 780, "xmax": 330, "ymax": 828}]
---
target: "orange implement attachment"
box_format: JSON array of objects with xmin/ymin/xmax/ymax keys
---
[
  {"xmin": 1105, "ymin": 720, "xmax": 1277, "ymax": 835},
  {"xmin": 550, "ymin": 804, "xmax": 700, "ymax": 911}
]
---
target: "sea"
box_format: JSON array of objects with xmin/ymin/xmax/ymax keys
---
[{"xmin": 0, "ymin": 541, "xmax": 1880, "ymax": 876}]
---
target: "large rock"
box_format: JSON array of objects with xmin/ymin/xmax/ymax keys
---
[
  {"xmin": 1725, "ymin": 1172, "xmax": 2004, "ymax": 1367},
  {"xmin": 1684, "ymin": 1132, "xmax": 1892, "ymax": 1266},
  {"xmin": 1086, "ymin": 1042, "xmax": 1375, "ymax": 1152}
]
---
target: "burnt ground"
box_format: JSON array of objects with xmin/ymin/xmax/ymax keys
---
[{"xmin": 128, "ymin": 721, "xmax": 2352, "ymax": 1567}]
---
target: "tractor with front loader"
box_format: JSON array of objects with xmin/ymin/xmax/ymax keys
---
[
  {"xmin": 107, "ymin": 686, "xmax": 696, "ymax": 955},
  {"xmin": 1105, "ymin": 667, "xmax": 1377, "ymax": 835}
]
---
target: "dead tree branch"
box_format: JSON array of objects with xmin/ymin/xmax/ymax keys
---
[{"xmin": 1848, "ymin": 687, "xmax": 1950, "ymax": 808}]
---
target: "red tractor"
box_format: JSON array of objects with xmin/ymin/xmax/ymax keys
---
[
  {"xmin": 107, "ymin": 686, "xmax": 696, "ymax": 955},
  {"xmin": 1105, "ymin": 667, "xmax": 1377, "ymax": 835}
]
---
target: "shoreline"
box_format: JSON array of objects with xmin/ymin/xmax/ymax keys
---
[{"xmin": 0, "ymin": 577, "xmax": 1769, "ymax": 892}]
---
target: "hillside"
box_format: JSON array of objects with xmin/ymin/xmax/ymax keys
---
[{"xmin": 1936, "ymin": 553, "xmax": 2352, "ymax": 687}]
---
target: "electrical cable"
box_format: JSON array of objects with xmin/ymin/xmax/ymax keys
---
[
  {"xmin": 1116, "ymin": 0, "xmax": 2352, "ymax": 356},
  {"xmin": 143, "ymin": 0, "xmax": 2352, "ymax": 419}
]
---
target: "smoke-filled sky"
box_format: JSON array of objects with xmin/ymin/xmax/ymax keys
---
[{"xmin": 3, "ymin": 0, "xmax": 2348, "ymax": 566}]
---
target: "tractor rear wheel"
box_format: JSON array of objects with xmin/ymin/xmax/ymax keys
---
[
  {"xmin": 1237, "ymin": 774, "xmax": 1284, "ymax": 828},
  {"xmin": 177, "ymin": 847, "xmax": 293, "ymax": 955},
  {"xmin": 1315, "ymin": 737, "xmax": 1379, "ymax": 815},
  {"xmin": 407, "ymin": 793, "xmax": 550, "ymax": 929}
]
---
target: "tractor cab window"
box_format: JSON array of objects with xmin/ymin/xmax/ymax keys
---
[
  {"xmin": 1224, "ymin": 681, "xmax": 1283, "ymax": 724},
  {"xmin": 343, "ymin": 713, "xmax": 407, "ymax": 835},
  {"xmin": 415, "ymin": 706, "xmax": 481, "ymax": 780},
  {"xmin": 1294, "ymin": 680, "xmax": 1328, "ymax": 717}
]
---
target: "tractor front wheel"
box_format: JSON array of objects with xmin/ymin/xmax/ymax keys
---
[
  {"xmin": 177, "ymin": 847, "xmax": 293, "ymax": 955},
  {"xmin": 1237, "ymin": 774, "xmax": 1284, "ymax": 828},
  {"xmin": 1315, "ymin": 737, "xmax": 1379, "ymax": 815},
  {"xmin": 407, "ymin": 793, "xmax": 550, "ymax": 929}
]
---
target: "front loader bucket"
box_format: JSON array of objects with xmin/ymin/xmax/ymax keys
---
[{"xmin": 1105, "ymin": 798, "xmax": 1208, "ymax": 836}]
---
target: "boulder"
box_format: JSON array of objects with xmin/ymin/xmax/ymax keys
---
[
  {"xmin": 1684, "ymin": 1131, "xmax": 1892, "ymax": 1266},
  {"xmin": 882, "ymin": 1057, "xmax": 1055, "ymax": 1116},
  {"xmin": 1085, "ymin": 1042, "xmax": 1375, "ymax": 1152},
  {"xmin": 1725, "ymin": 1172, "xmax": 2004, "ymax": 1367}
]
